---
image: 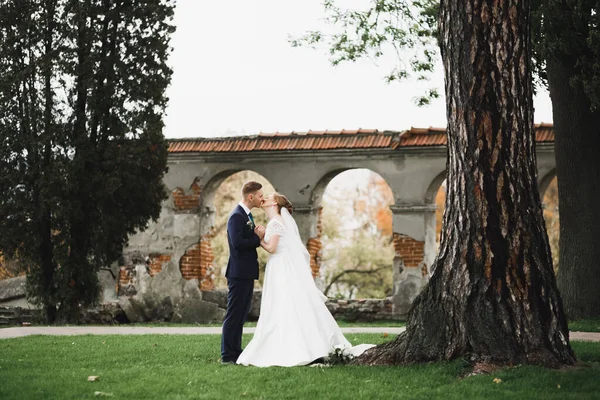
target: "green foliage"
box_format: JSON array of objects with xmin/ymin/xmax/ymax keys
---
[
  {"xmin": 299, "ymin": 0, "xmax": 600, "ymax": 110},
  {"xmin": 534, "ymin": 0, "xmax": 600, "ymax": 110},
  {"xmin": 0, "ymin": 0, "xmax": 175, "ymax": 322},
  {"xmin": 291, "ymin": 0, "xmax": 440, "ymax": 105}
]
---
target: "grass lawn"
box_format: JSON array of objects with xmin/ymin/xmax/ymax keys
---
[
  {"xmin": 569, "ymin": 319, "xmax": 600, "ymax": 333},
  {"xmin": 0, "ymin": 334, "xmax": 598, "ymax": 399}
]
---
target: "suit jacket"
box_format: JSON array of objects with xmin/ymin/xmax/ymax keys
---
[{"xmin": 225, "ymin": 205, "xmax": 261, "ymax": 280}]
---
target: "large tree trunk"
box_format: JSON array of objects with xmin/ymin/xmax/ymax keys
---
[
  {"xmin": 547, "ymin": 56, "xmax": 600, "ymax": 319},
  {"xmin": 354, "ymin": 0, "xmax": 575, "ymax": 367}
]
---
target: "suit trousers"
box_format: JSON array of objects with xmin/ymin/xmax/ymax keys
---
[{"xmin": 221, "ymin": 277, "xmax": 254, "ymax": 362}]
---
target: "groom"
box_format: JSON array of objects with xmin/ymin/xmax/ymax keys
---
[{"xmin": 221, "ymin": 181, "xmax": 266, "ymax": 364}]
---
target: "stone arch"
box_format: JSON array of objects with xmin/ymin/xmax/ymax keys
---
[
  {"xmin": 310, "ymin": 168, "xmax": 396, "ymax": 298},
  {"xmin": 539, "ymin": 168, "xmax": 557, "ymax": 197},
  {"xmin": 307, "ymin": 168, "xmax": 359, "ymax": 279},
  {"xmin": 539, "ymin": 169, "xmax": 559, "ymax": 271},
  {"xmin": 305, "ymin": 169, "xmax": 350, "ymax": 280},
  {"xmin": 198, "ymin": 170, "xmax": 244, "ymax": 233},
  {"xmin": 311, "ymin": 169, "xmax": 349, "ymax": 207},
  {"xmin": 424, "ymin": 170, "xmax": 447, "ymax": 204},
  {"xmin": 423, "ymin": 170, "xmax": 447, "ymax": 249},
  {"xmin": 311, "ymin": 167, "xmax": 397, "ymax": 208}
]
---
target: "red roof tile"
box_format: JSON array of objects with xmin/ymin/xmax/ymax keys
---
[
  {"xmin": 168, "ymin": 125, "xmax": 555, "ymax": 153},
  {"xmin": 398, "ymin": 124, "xmax": 555, "ymax": 147},
  {"xmin": 168, "ymin": 129, "xmax": 396, "ymax": 153},
  {"xmin": 535, "ymin": 122, "xmax": 554, "ymax": 142}
]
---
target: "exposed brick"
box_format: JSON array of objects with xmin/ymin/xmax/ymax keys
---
[
  {"xmin": 393, "ymin": 233, "xmax": 425, "ymax": 268},
  {"xmin": 172, "ymin": 180, "xmax": 202, "ymax": 212},
  {"xmin": 0, "ymin": 254, "xmax": 24, "ymax": 281},
  {"xmin": 147, "ymin": 253, "xmax": 172, "ymax": 277},
  {"xmin": 307, "ymin": 208, "xmax": 324, "ymax": 277},
  {"xmin": 179, "ymin": 232, "xmax": 215, "ymax": 291},
  {"xmin": 119, "ymin": 265, "xmax": 135, "ymax": 286},
  {"xmin": 0, "ymin": 265, "xmax": 13, "ymax": 281}
]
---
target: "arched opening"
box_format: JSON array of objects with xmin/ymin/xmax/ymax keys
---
[
  {"xmin": 423, "ymin": 171, "xmax": 447, "ymax": 253},
  {"xmin": 434, "ymin": 180, "xmax": 446, "ymax": 249},
  {"xmin": 210, "ymin": 171, "xmax": 276, "ymax": 289},
  {"xmin": 317, "ymin": 169, "xmax": 395, "ymax": 299},
  {"xmin": 542, "ymin": 176, "xmax": 559, "ymax": 272}
]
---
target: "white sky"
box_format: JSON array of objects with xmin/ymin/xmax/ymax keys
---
[{"xmin": 163, "ymin": 0, "xmax": 554, "ymax": 139}]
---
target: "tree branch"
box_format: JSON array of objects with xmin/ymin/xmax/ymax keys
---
[{"xmin": 324, "ymin": 266, "xmax": 388, "ymax": 296}]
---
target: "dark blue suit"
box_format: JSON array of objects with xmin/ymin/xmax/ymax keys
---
[{"xmin": 221, "ymin": 205, "xmax": 261, "ymax": 362}]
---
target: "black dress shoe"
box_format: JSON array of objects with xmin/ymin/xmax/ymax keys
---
[{"xmin": 221, "ymin": 360, "xmax": 236, "ymax": 365}]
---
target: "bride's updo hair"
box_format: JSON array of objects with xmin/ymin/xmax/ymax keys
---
[{"xmin": 273, "ymin": 193, "xmax": 293, "ymax": 214}]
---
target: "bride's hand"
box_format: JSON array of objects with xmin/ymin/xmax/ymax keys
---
[{"xmin": 254, "ymin": 225, "xmax": 266, "ymax": 239}]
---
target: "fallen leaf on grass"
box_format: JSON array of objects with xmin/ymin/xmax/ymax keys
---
[
  {"xmin": 383, "ymin": 333, "xmax": 389, "ymax": 337},
  {"xmin": 493, "ymin": 378, "xmax": 502, "ymax": 384},
  {"xmin": 557, "ymin": 384, "xmax": 561, "ymax": 389},
  {"xmin": 88, "ymin": 376, "xmax": 100, "ymax": 382},
  {"xmin": 94, "ymin": 392, "xmax": 113, "ymax": 397},
  {"xmin": 473, "ymin": 362, "xmax": 502, "ymax": 375}
]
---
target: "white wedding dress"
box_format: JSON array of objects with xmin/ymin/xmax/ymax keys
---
[{"xmin": 236, "ymin": 208, "xmax": 374, "ymax": 367}]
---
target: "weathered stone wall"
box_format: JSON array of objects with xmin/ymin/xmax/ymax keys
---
[
  {"xmin": 0, "ymin": 141, "xmax": 557, "ymax": 323},
  {"xmin": 118, "ymin": 261, "xmax": 225, "ymax": 324},
  {"xmin": 0, "ymin": 276, "xmax": 29, "ymax": 309},
  {"xmin": 117, "ymin": 177, "xmax": 217, "ymax": 298},
  {"xmin": 325, "ymin": 298, "xmax": 397, "ymax": 321},
  {"xmin": 0, "ymin": 306, "xmax": 37, "ymax": 326},
  {"xmin": 202, "ymin": 289, "xmax": 400, "ymax": 321}
]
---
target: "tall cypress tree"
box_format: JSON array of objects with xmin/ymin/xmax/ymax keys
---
[{"xmin": 0, "ymin": 0, "xmax": 175, "ymax": 323}]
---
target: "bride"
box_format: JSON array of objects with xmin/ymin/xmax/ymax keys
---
[{"xmin": 236, "ymin": 193, "xmax": 374, "ymax": 367}]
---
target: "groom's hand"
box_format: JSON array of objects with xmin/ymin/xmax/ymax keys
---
[{"xmin": 254, "ymin": 225, "xmax": 266, "ymax": 239}]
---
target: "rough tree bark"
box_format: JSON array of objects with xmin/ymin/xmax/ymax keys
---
[
  {"xmin": 547, "ymin": 55, "xmax": 600, "ymax": 319},
  {"xmin": 354, "ymin": 0, "xmax": 575, "ymax": 367}
]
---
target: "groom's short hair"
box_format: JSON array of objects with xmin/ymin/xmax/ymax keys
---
[{"xmin": 242, "ymin": 181, "xmax": 262, "ymax": 197}]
